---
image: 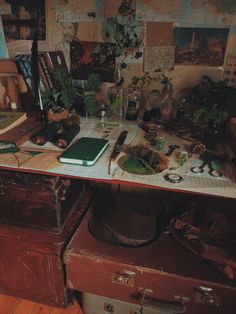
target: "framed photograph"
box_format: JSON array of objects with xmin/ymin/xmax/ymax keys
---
[{"xmin": 2, "ymin": 0, "xmax": 46, "ymax": 41}]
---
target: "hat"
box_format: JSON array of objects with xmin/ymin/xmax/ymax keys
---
[{"xmin": 89, "ymin": 191, "xmax": 161, "ymax": 247}]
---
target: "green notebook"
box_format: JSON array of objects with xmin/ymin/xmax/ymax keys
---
[{"xmin": 59, "ymin": 137, "xmax": 109, "ymax": 166}]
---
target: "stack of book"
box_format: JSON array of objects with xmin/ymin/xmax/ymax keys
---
[{"xmin": 15, "ymin": 51, "xmax": 68, "ymax": 94}]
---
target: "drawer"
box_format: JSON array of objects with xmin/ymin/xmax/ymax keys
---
[
  {"xmin": 64, "ymin": 208, "xmax": 236, "ymax": 314},
  {"xmin": 81, "ymin": 292, "xmax": 185, "ymax": 314},
  {"xmin": 0, "ymin": 170, "xmax": 85, "ymax": 232}
]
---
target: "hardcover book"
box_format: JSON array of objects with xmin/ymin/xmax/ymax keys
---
[
  {"xmin": 0, "ymin": 111, "xmax": 27, "ymax": 135},
  {"xmin": 59, "ymin": 137, "xmax": 109, "ymax": 166}
]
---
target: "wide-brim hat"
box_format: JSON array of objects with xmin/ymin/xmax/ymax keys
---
[{"xmin": 89, "ymin": 191, "xmax": 161, "ymax": 247}]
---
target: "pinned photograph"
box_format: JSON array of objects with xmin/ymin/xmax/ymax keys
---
[
  {"xmin": 174, "ymin": 27, "xmax": 229, "ymax": 66},
  {"xmin": 70, "ymin": 41, "xmax": 116, "ymax": 83}
]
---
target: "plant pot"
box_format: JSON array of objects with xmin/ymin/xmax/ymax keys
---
[{"xmin": 47, "ymin": 108, "xmax": 69, "ymax": 122}]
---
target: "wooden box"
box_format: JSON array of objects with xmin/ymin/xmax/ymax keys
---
[
  {"xmin": 0, "ymin": 169, "xmax": 85, "ymax": 232},
  {"xmin": 0, "ymin": 189, "xmax": 93, "ymax": 307},
  {"xmin": 65, "ymin": 208, "xmax": 236, "ymax": 314}
]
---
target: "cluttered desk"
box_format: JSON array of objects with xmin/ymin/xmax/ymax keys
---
[
  {"xmin": 1, "ymin": 112, "xmax": 236, "ymax": 313},
  {"xmin": 0, "ymin": 114, "xmax": 236, "ymax": 199}
]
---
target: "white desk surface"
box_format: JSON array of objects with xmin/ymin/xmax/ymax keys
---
[{"xmin": 0, "ymin": 117, "xmax": 236, "ymax": 199}]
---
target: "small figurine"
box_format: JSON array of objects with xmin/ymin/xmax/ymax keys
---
[{"xmin": 178, "ymin": 151, "xmax": 189, "ymax": 166}]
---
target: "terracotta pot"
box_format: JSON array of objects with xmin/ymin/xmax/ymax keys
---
[{"xmin": 47, "ymin": 108, "xmax": 69, "ymax": 122}]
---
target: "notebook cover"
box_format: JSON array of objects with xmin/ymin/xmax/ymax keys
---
[{"xmin": 59, "ymin": 137, "xmax": 109, "ymax": 166}]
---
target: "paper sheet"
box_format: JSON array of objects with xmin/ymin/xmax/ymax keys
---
[
  {"xmin": 6, "ymin": 40, "xmax": 32, "ymax": 58},
  {"xmin": 55, "ymin": 0, "xmax": 104, "ymax": 22},
  {"xmin": 104, "ymin": 0, "xmax": 122, "ymax": 17},
  {"xmin": 144, "ymin": 46, "xmax": 175, "ymax": 72},
  {"xmin": 146, "ymin": 22, "xmax": 173, "ymax": 47}
]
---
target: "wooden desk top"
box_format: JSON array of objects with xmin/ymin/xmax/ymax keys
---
[{"xmin": 0, "ymin": 115, "xmax": 236, "ymax": 199}]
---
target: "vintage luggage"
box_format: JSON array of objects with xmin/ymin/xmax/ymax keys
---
[
  {"xmin": 0, "ymin": 189, "xmax": 93, "ymax": 307},
  {"xmin": 65, "ymin": 207, "xmax": 236, "ymax": 314},
  {"xmin": 81, "ymin": 292, "xmax": 183, "ymax": 314},
  {"xmin": 0, "ymin": 169, "xmax": 85, "ymax": 232}
]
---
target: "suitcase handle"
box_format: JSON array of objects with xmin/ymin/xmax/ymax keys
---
[{"xmin": 137, "ymin": 288, "xmax": 186, "ymax": 313}]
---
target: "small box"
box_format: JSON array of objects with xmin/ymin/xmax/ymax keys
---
[{"xmin": 0, "ymin": 169, "xmax": 85, "ymax": 232}]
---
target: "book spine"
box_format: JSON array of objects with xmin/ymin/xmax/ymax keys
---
[
  {"xmin": 48, "ymin": 51, "xmax": 69, "ymax": 73},
  {"xmin": 25, "ymin": 54, "xmax": 45, "ymax": 92},
  {"xmin": 38, "ymin": 60, "xmax": 49, "ymax": 90},
  {"xmin": 43, "ymin": 52, "xmax": 57, "ymax": 89},
  {"xmin": 38, "ymin": 54, "xmax": 54, "ymax": 90},
  {"xmin": 16, "ymin": 55, "xmax": 32, "ymax": 91}
]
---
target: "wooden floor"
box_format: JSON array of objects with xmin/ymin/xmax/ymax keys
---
[{"xmin": 0, "ymin": 294, "xmax": 84, "ymax": 314}]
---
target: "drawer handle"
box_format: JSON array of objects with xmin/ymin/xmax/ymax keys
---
[
  {"xmin": 195, "ymin": 286, "xmax": 220, "ymax": 306},
  {"xmin": 112, "ymin": 270, "xmax": 135, "ymax": 287},
  {"xmin": 137, "ymin": 288, "xmax": 186, "ymax": 313}
]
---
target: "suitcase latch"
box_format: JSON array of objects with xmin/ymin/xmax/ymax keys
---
[
  {"xmin": 112, "ymin": 270, "xmax": 135, "ymax": 286},
  {"xmin": 195, "ymin": 286, "xmax": 220, "ymax": 306}
]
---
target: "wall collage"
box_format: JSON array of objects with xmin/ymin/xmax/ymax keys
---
[{"xmin": 1, "ymin": 0, "xmax": 236, "ymax": 114}]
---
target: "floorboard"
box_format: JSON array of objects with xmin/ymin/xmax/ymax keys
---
[{"xmin": 0, "ymin": 294, "xmax": 84, "ymax": 314}]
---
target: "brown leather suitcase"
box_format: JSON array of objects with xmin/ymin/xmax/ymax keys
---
[
  {"xmin": 65, "ymin": 207, "xmax": 236, "ymax": 314},
  {"xmin": 0, "ymin": 189, "xmax": 93, "ymax": 307},
  {"xmin": 0, "ymin": 169, "xmax": 85, "ymax": 232}
]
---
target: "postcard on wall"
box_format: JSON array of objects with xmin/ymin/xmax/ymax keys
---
[
  {"xmin": 173, "ymin": 27, "xmax": 229, "ymax": 66},
  {"xmin": 55, "ymin": 0, "xmax": 104, "ymax": 22},
  {"xmin": 144, "ymin": 46, "xmax": 175, "ymax": 72},
  {"xmin": 2, "ymin": 0, "xmax": 46, "ymax": 42},
  {"xmin": 70, "ymin": 41, "xmax": 115, "ymax": 82}
]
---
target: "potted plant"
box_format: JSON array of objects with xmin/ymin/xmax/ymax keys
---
[
  {"xmin": 188, "ymin": 76, "xmax": 229, "ymax": 139},
  {"xmin": 41, "ymin": 67, "xmax": 78, "ymax": 121}
]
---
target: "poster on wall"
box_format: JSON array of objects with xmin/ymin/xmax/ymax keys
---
[
  {"xmin": 55, "ymin": 0, "xmax": 104, "ymax": 22},
  {"xmin": 2, "ymin": 0, "xmax": 46, "ymax": 42},
  {"xmin": 70, "ymin": 41, "xmax": 115, "ymax": 82},
  {"xmin": 173, "ymin": 27, "xmax": 229, "ymax": 66}
]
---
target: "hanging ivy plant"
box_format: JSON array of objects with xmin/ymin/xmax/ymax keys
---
[{"xmin": 92, "ymin": 0, "xmax": 143, "ymax": 72}]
